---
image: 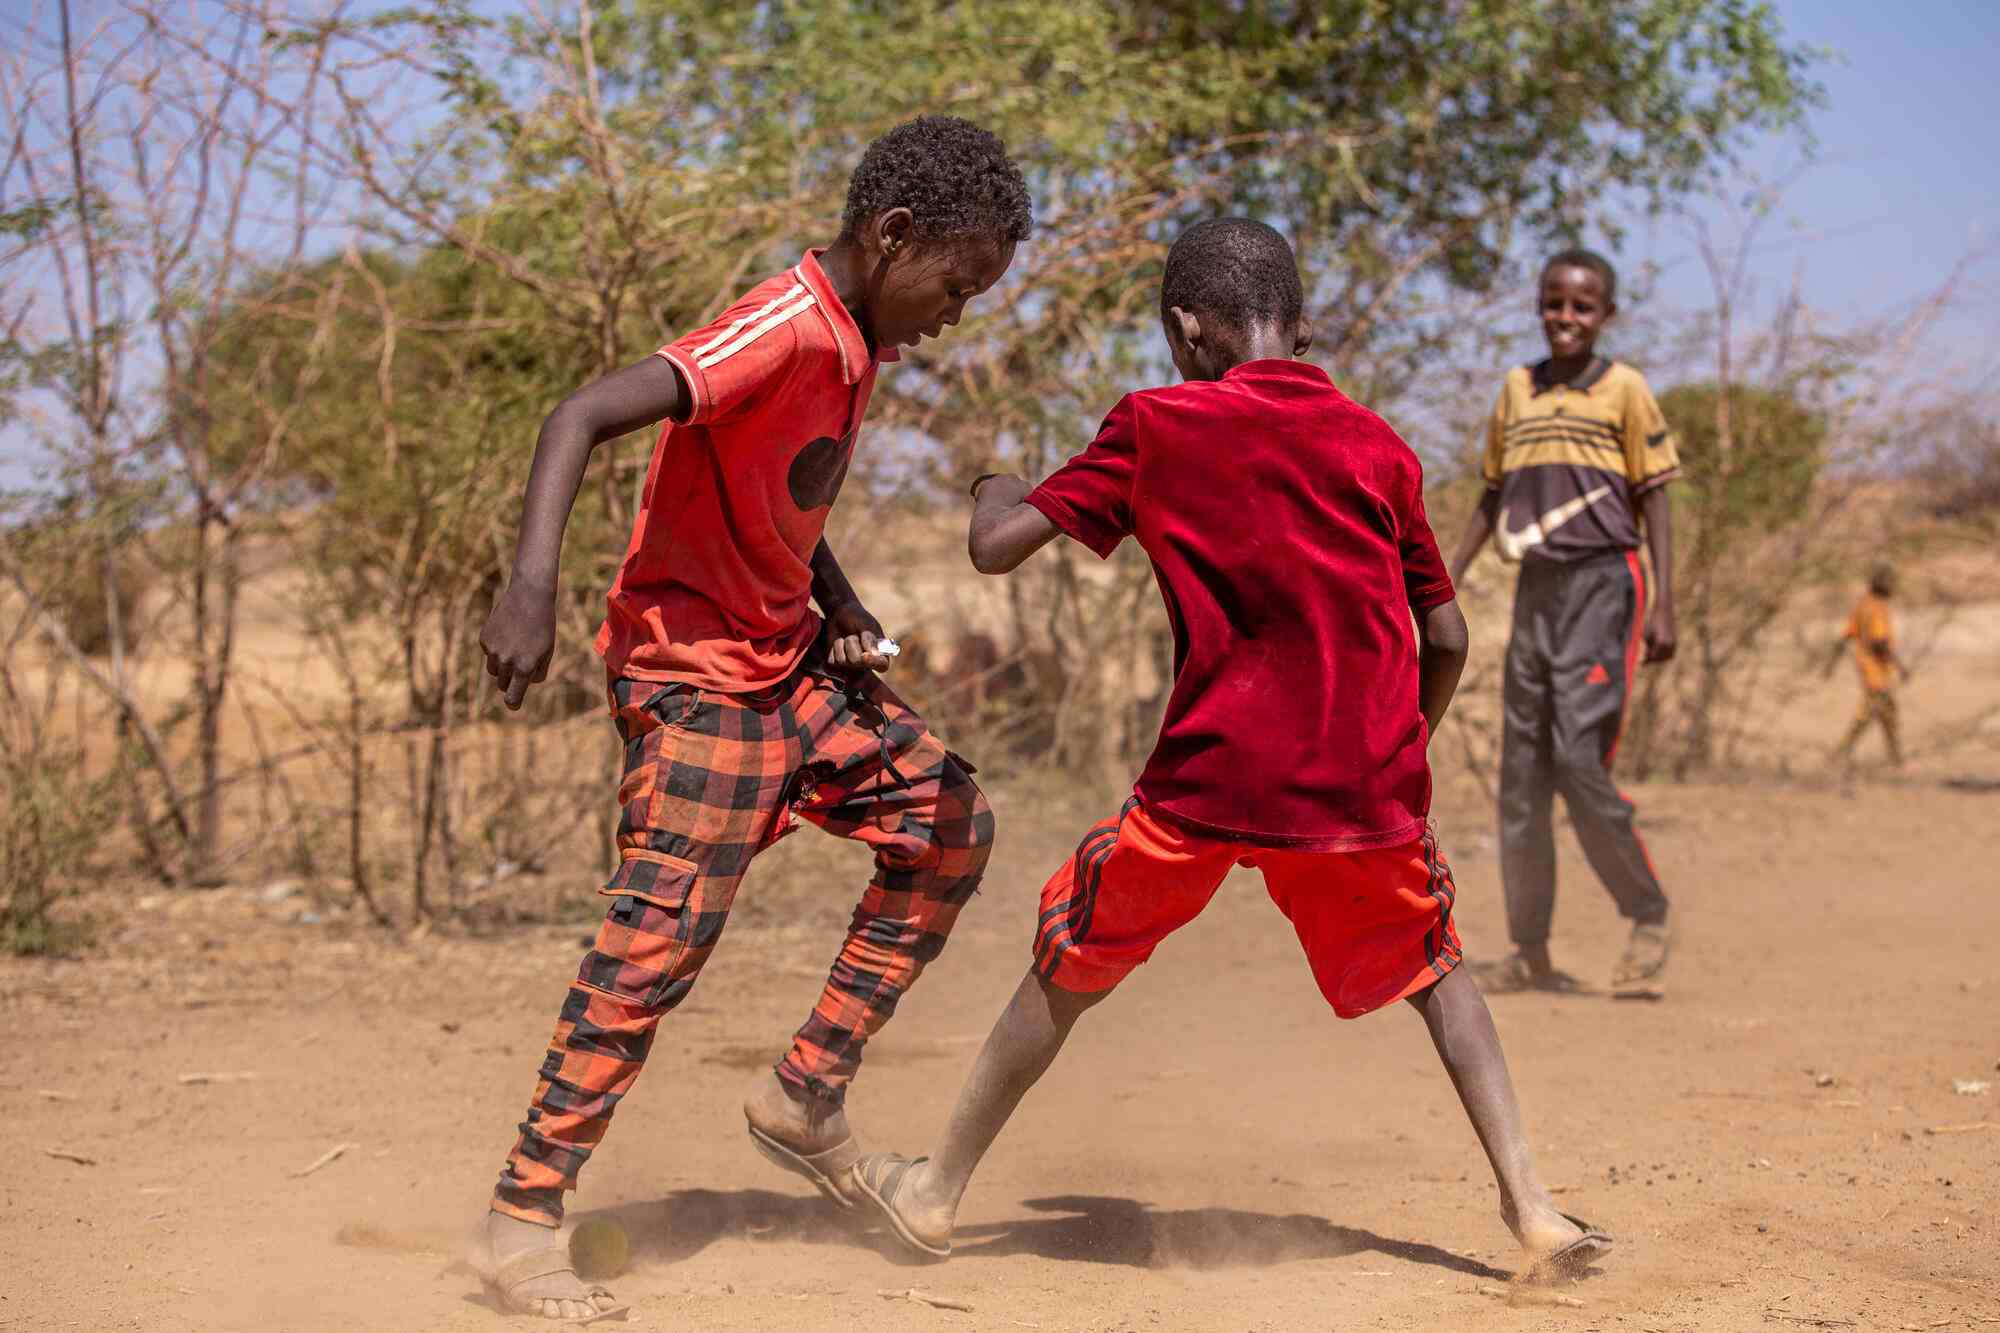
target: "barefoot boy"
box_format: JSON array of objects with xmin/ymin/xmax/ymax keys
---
[
  {"xmin": 1447, "ymin": 249, "xmax": 1679, "ymax": 995},
  {"xmin": 471, "ymin": 116, "xmax": 1030, "ymax": 1321},
  {"xmin": 852, "ymin": 219, "xmax": 1608, "ymax": 1282},
  {"xmin": 1826, "ymin": 563, "xmax": 1909, "ymax": 768}
]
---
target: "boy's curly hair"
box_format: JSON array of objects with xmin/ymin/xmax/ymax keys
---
[
  {"xmin": 1541, "ymin": 248, "xmax": 1618, "ymax": 304},
  {"xmin": 1159, "ymin": 218, "xmax": 1303, "ymax": 330},
  {"xmin": 840, "ymin": 116, "xmax": 1033, "ymax": 247}
]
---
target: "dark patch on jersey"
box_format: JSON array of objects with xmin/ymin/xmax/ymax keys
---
[{"xmin": 788, "ymin": 431, "xmax": 855, "ymax": 511}]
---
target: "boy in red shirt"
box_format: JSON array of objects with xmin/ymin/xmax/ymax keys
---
[
  {"xmin": 851, "ymin": 219, "xmax": 1608, "ymax": 1282},
  {"xmin": 470, "ymin": 117, "xmax": 1031, "ymax": 1320}
]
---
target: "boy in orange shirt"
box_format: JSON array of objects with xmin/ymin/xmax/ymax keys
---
[
  {"xmin": 851, "ymin": 219, "xmax": 1610, "ymax": 1284},
  {"xmin": 1826, "ymin": 563, "xmax": 1909, "ymax": 768},
  {"xmin": 469, "ymin": 117, "xmax": 1030, "ymax": 1321}
]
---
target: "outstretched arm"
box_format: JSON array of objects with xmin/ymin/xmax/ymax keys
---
[
  {"xmin": 1638, "ymin": 486, "xmax": 1676, "ymax": 664},
  {"xmin": 1447, "ymin": 490, "xmax": 1499, "ymax": 587},
  {"xmin": 482, "ymin": 356, "xmax": 689, "ymax": 710},
  {"xmin": 1416, "ymin": 599, "xmax": 1471, "ymax": 738},
  {"xmin": 968, "ymin": 474, "xmax": 1061, "ymax": 574}
]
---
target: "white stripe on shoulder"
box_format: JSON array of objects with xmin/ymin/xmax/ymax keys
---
[
  {"xmin": 694, "ymin": 277, "xmax": 806, "ymax": 359},
  {"xmin": 695, "ymin": 291, "xmax": 816, "ymax": 369}
]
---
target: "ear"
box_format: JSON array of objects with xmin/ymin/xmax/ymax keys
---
[
  {"xmin": 863, "ymin": 207, "xmax": 916, "ymax": 264},
  {"xmin": 1292, "ymin": 313, "xmax": 1314, "ymax": 358},
  {"xmin": 1167, "ymin": 305, "xmax": 1202, "ymax": 353}
]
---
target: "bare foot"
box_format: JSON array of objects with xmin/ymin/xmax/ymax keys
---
[{"xmin": 471, "ymin": 1209, "xmax": 620, "ymax": 1322}]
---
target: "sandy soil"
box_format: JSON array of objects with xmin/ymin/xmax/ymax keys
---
[
  {"xmin": 5, "ymin": 514, "xmax": 1997, "ymax": 1330},
  {"xmin": 5, "ymin": 754, "xmax": 1998, "ymax": 1332}
]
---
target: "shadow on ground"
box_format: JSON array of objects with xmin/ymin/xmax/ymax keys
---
[{"xmin": 576, "ymin": 1188, "xmax": 1508, "ymax": 1279}]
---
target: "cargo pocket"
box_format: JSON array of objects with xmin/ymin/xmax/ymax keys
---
[
  {"xmin": 578, "ymin": 849, "xmax": 703, "ymax": 1005},
  {"xmin": 599, "ymin": 847, "xmax": 699, "ymax": 910}
]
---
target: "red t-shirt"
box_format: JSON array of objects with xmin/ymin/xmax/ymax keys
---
[
  {"xmin": 1026, "ymin": 359, "xmax": 1455, "ymax": 851},
  {"xmin": 597, "ymin": 250, "xmax": 893, "ymax": 690}
]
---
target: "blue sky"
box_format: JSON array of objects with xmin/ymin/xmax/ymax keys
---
[{"xmin": 1633, "ymin": 0, "xmax": 1998, "ymax": 346}]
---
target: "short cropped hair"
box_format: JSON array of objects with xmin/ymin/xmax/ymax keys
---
[
  {"xmin": 1541, "ymin": 248, "xmax": 1618, "ymax": 304},
  {"xmin": 1159, "ymin": 218, "xmax": 1304, "ymax": 331},
  {"xmin": 1870, "ymin": 562, "xmax": 1897, "ymax": 595},
  {"xmin": 840, "ymin": 116, "xmax": 1033, "ymax": 247}
]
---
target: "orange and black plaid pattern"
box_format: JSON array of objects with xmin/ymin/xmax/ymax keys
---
[{"xmin": 493, "ymin": 660, "xmax": 992, "ymax": 1226}]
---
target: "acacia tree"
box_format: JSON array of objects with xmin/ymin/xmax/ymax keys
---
[{"xmin": 279, "ymin": 0, "xmax": 1820, "ymax": 777}]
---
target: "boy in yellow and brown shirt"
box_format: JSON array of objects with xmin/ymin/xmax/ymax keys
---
[
  {"xmin": 1448, "ymin": 248, "xmax": 1679, "ymax": 995},
  {"xmin": 1827, "ymin": 563, "xmax": 1909, "ymax": 767}
]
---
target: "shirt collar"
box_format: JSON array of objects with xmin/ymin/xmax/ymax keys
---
[
  {"xmin": 1531, "ymin": 356, "xmax": 1610, "ymax": 394},
  {"xmin": 1222, "ymin": 357, "xmax": 1332, "ymax": 385},
  {"xmin": 798, "ymin": 248, "xmax": 897, "ymax": 383}
]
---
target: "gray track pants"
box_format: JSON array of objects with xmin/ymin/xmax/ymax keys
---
[{"xmin": 1499, "ymin": 550, "xmax": 1669, "ymax": 948}]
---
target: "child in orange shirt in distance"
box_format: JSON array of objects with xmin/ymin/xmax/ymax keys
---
[{"xmin": 1826, "ymin": 563, "xmax": 1909, "ymax": 768}]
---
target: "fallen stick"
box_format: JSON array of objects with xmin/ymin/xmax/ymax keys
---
[
  {"xmin": 1476, "ymin": 1283, "xmax": 1585, "ymax": 1309},
  {"xmin": 36, "ymin": 1089, "xmax": 78, "ymax": 1101},
  {"xmin": 42, "ymin": 1148, "xmax": 96, "ymax": 1166},
  {"xmin": 178, "ymin": 1071, "xmax": 259, "ymax": 1085},
  {"xmin": 879, "ymin": 1288, "xmax": 973, "ymax": 1313},
  {"xmin": 1762, "ymin": 1315, "xmax": 1856, "ymax": 1329},
  {"xmin": 291, "ymin": 1142, "xmax": 358, "ymax": 1178},
  {"xmin": 1924, "ymin": 1121, "xmax": 1997, "ymax": 1135}
]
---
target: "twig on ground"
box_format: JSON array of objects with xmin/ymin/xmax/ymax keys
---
[
  {"xmin": 179, "ymin": 1071, "xmax": 259, "ymax": 1085},
  {"xmin": 879, "ymin": 1288, "xmax": 973, "ymax": 1313},
  {"xmin": 1762, "ymin": 1314, "xmax": 1857, "ymax": 1329},
  {"xmin": 43, "ymin": 1148, "xmax": 96, "ymax": 1166},
  {"xmin": 291, "ymin": 1142, "xmax": 359, "ymax": 1178},
  {"xmin": 1925, "ymin": 1121, "xmax": 1997, "ymax": 1135},
  {"xmin": 1477, "ymin": 1283, "xmax": 1585, "ymax": 1309},
  {"xmin": 36, "ymin": 1088, "xmax": 78, "ymax": 1101}
]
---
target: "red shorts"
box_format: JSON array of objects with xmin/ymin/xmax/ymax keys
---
[{"xmin": 1033, "ymin": 799, "xmax": 1462, "ymax": 1018}]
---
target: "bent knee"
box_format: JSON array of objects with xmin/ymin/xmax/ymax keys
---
[{"xmin": 931, "ymin": 766, "xmax": 995, "ymax": 855}]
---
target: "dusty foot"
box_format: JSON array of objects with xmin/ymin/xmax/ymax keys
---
[
  {"xmin": 472, "ymin": 1210, "xmax": 621, "ymax": 1322},
  {"xmin": 743, "ymin": 1069, "xmax": 860, "ymax": 1201},
  {"xmin": 1501, "ymin": 1191, "xmax": 1611, "ymax": 1281},
  {"xmin": 852, "ymin": 1152, "xmax": 954, "ymax": 1257},
  {"xmin": 1471, "ymin": 949, "xmax": 1585, "ymax": 994},
  {"xmin": 881, "ymin": 1154, "xmax": 957, "ymax": 1245},
  {"xmin": 1612, "ymin": 921, "xmax": 1671, "ymax": 986}
]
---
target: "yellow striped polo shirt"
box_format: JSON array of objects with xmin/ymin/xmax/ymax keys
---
[{"xmin": 1481, "ymin": 358, "xmax": 1680, "ymax": 563}]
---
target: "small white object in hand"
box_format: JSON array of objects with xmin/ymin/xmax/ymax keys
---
[{"xmin": 876, "ymin": 638, "xmax": 901, "ymax": 658}]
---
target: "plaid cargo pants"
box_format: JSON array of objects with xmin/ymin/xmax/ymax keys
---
[{"xmin": 493, "ymin": 659, "xmax": 993, "ymax": 1226}]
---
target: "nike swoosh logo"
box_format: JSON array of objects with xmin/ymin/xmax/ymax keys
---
[{"xmin": 1496, "ymin": 484, "xmax": 1613, "ymax": 560}]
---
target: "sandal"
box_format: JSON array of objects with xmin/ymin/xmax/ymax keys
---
[
  {"xmin": 1521, "ymin": 1213, "xmax": 1614, "ymax": 1284},
  {"xmin": 853, "ymin": 1152, "xmax": 952, "ymax": 1259},
  {"xmin": 1471, "ymin": 951, "xmax": 1587, "ymax": 995},
  {"xmin": 746, "ymin": 1121, "xmax": 862, "ymax": 1211},
  {"xmin": 1612, "ymin": 922, "xmax": 1670, "ymax": 986},
  {"xmin": 482, "ymin": 1244, "xmax": 627, "ymax": 1323}
]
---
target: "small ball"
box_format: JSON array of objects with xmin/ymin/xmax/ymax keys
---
[{"xmin": 569, "ymin": 1217, "xmax": 630, "ymax": 1279}]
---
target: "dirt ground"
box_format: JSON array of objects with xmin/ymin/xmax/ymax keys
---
[
  {"xmin": 6, "ymin": 532, "xmax": 2000, "ymax": 1331},
  {"xmin": 6, "ymin": 747, "xmax": 1999, "ymax": 1331}
]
